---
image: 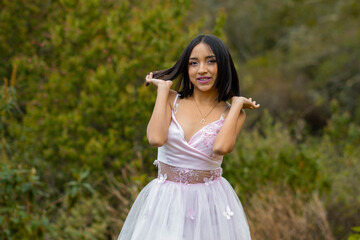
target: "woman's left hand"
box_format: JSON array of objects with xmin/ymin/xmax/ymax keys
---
[{"xmin": 231, "ymin": 96, "xmax": 260, "ymax": 109}]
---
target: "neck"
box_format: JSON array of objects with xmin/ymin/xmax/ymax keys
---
[{"xmin": 192, "ymin": 89, "xmax": 218, "ymax": 106}]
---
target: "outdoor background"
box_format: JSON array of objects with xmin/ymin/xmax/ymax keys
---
[{"xmin": 1, "ymin": 0, "xmax": 359, "ymax": 239}]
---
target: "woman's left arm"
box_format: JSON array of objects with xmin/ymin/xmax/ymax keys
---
[{"xmin": 212, "ymin": 97, "xmax": 259, "ymax": 155}]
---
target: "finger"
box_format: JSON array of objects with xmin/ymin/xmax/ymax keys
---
[
  {"xmin": 145, "ymin": 74, "xmax": 153, "ymax": 87},
  {"xmin": 249, "ymin": 97, "xmax": 252, "ymax": 101}
]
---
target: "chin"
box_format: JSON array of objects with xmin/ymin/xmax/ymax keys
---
[{"xmin": 198, "ymin": 86, "xmax": 216, "ymax": 94}]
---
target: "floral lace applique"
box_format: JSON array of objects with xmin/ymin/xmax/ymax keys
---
[
  {"xmin": 190, "ymin": 118, "xmax": 225, "ymax": 157},
  {"xmin": 157, "ymin": 173, "xmax": 167, "ymax": 183},
  {"xmin": 170, "ymin": 167, "xmax": 200, "ymax": 184},
  {"xmin": 223, "ymin": 205, "xmax": 234, "ymax": 220},
  {"xmin": 154, "ymin": 160, "xmax": 167, "ymax": 183},
  {"xmin": 204, "ymin": 168, "xmax": 223, "ymax": 185},
  {"xmin": 202, "ymin": 123, "xmax": 222, "ymax": 148},
  {"xmin": 203, "ymin": 175, "xmax": 215, "ymax": 185},
  {"xmin": 155, "ymin": 161, "xmax": 222, "ymax": 184},
  {"xmin": 168, "ymin": 166, "xmax": 222, "ymax": 185}
]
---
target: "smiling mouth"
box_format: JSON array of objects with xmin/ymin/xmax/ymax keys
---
[{"xmin": 197, "ymin": 77, "xmax": 211, "ymax": 83}]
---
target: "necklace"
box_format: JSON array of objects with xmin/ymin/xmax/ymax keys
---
[{"xmin": 193, "ymin": 97, "xmax": 218, "ymax": 124}]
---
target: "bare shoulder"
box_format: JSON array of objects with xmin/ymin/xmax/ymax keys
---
[{"xmin": 168, "ymin": 90, "xmax": 178, "ymax": 108}]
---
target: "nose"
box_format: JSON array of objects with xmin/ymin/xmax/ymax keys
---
[{"xmin": 198, "ymin": 62, "xmax": 207, "ymax": 74}]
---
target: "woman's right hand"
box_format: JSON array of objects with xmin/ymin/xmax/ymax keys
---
[{"xmin": 145, "ymin": 72, "xmax": 173, "ymax": 89}]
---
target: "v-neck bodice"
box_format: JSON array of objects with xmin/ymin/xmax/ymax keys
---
[
  {"xmin": 157, "ymin": 94, "xmax": 226, "ymax": 170},
  {"xmin": 171, "ymin": 111, "xmax": 225, "ymax": 147}
]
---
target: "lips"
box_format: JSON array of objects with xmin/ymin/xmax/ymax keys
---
[{"xmin": 197, "ymin": 77, "xmax": 211, "ymax": 84}]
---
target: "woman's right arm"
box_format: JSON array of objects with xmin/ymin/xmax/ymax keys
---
[{"xmin": 146, "ymin": 72, "xmax": 175, "ymax": 147}]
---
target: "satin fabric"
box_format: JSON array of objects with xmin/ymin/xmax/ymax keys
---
[{"xmin": 158, "ymin": 94, "xmax": 224, "ymax": 170}]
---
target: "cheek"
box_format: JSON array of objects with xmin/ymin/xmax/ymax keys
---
[
  {"xmin": 211, "ymin": 66, "xmax": 218, "ymax": 75},
  {"xmin": 188, "ymin": 67, "xmax": 196, "ymax": 77}
]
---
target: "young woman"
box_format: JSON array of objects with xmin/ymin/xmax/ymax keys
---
[{"xmin": 118, "ymin": 35, "xmax": 259, "ymax": 240}]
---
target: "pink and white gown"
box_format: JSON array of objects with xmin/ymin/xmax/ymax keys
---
[{"xmin": 118, "ymin": 94, "xmax": 251, "ymax": 240}]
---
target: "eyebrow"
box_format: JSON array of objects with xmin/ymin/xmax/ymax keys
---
[{"xmin": 189, "ymin": 55, "xmax": 216, "ymax": 60}]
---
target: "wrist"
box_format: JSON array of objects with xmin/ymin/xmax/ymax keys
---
[
  {"xmin": 157, "ymin": 83, "xmax": 170, "ymax": 92},
  {"xmin": 232, "ymin": 98, "xmax": 244, "ymax": 108}
]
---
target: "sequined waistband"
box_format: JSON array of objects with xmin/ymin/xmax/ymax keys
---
[{"xmin": 153, "ymin": 160, "xmax": 222, "ymax": 185}]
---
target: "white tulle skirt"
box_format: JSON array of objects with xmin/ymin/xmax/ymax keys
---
[{"xmin": 118, "ymin": 177, "xmax": 251, "ymax": 240}]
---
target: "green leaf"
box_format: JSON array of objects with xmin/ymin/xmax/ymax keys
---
[
  {"xmin": 80, "ymin": 170, "xmax": 90, "ymax": 180},
  {"xmin": 82, "ymin": 182, "xmax": 95, "ymax": 193}
]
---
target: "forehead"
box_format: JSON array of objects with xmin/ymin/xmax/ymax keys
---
[{"xmin": 189, "ymin": 43, "xmax": 215, "ymax": 58}]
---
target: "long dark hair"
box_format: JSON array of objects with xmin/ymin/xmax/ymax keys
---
[{"xmin": 152, "ymin": 35, "xmax": 240, "ymax": 102}]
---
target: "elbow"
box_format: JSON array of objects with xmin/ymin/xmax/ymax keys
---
[
  {"xmin": 212, "ymin": 144, "xmax": 234, "ymax": 156},
  {"xmin": 146, "ymin": 127, "xmax": 167, "ymax": 147},
  {"xmin": 147, "ymin": 136, "xmax": 166, "ymax": 147}
]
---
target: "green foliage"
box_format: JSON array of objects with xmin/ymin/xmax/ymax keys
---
[
  {"xmin": 209, "ymin": 0, "xmax": 360, "ymax": 125},
  {"xmin": 45, "ymin": 196, "xmax": 109, "ymax": 240},
  {"xmin": 211, "ymin": 8, "xmax": 227, "ymax": 39},
  {"xmin": 64, "ymin": 169, "xmax": 95, "ymax": 209},
  {"xmin": 348, "ymin": 227, "xmax": 360, "ymax": 240},
  {"xmin": 225, "ymin": 102, "xmax": 360, "ymax": 238},
  {"xmin": 0, "ymin": 65, "xmax": 20, "ymax": 162},
  {"xmin": 0, "ymin": 164, "xmax": 51, "ymax": 239},
  {"xmin": 319, "ymin": 101, "xmax": 360, "ymax": 238},
  {"xmin": 1, "ymin": 0, "xmax": 205, "ymax": 238},
  {"xmin": 3, "ymin": 0, "xmax": 204, "ymax": 189},
  {"xmin": 225, "ymin": 110, "xmax": 329, "ymax": 198},
  {"xmin": 6, "ymin": 0, "xmax": 204, "ymax": 186}
]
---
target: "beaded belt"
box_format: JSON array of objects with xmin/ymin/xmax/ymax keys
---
[{"xmin": 153, "ymin": 160, "xmax": 222, "ymax": 185}]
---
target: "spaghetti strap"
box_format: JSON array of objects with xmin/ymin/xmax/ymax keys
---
[
  {"xmin": 172, "ymin": 93, "xmax": 179, "ymax": 109},
  {"xmin": 172, "ymin": 93, "xmax": 180, "ymax": 114},
  {"xmin": 220, "ymin": 102, "xmax": 231, "ymax": 119}
]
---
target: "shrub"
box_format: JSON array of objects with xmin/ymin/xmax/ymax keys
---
[
  {"xmin": 246, "ymin": 186, "xmax": 334, "ymax": 240},
  {"xmin": 0, "ymin": 163, "xmax": 51, "ymax": 239}
]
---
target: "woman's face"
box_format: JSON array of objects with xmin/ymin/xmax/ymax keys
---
[{"xmin": 188, "ymin": 43, "xmax": 218, "ymax": 95}]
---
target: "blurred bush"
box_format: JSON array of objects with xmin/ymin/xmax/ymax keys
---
[
  {"xmin": 1, "ymin": 0, "xmax": 204, "ymax": 238},
  {"xmin": 225, "ymin": 110, "xmax": 330, "ymax": 197},
  {"xmin": 45, "ymin": 195, "xmax": 108, "ymax": 240},
  {"xmin": 198, "ymin": 0, "xmax": 360, "ymax": 130},
  {"xmin": 246, "ymin": 186, "xmax": 334, "ymax": 240},
  {"xmin": 0, "ymin": 163, "xmax": 51, "ymax": 239}
]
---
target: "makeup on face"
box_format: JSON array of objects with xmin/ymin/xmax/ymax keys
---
[
  {"xmin": 196, "ymin": 76, "xmax": 211, "ymax": 84},
  {"xmin": 188, "ymin": 43, "xmax": 218, "ymax": 94}
]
